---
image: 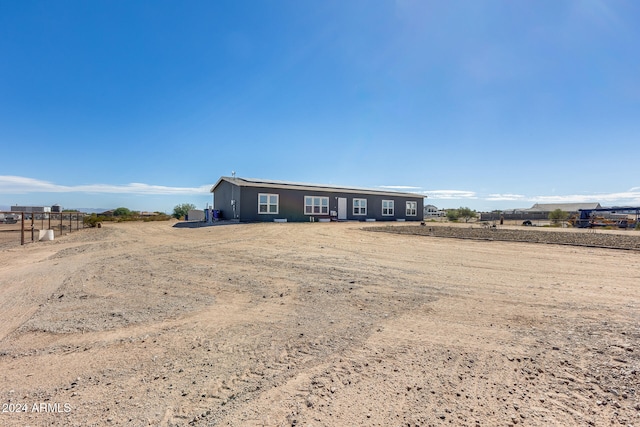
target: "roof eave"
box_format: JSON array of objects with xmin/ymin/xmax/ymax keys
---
[
  {"xmin": 210, "ymin": 176, "xmax": 234, "ymax": 193},
  {"xmin": 210, "ymin": 176, "xmax": 425, "ymax": 198}
]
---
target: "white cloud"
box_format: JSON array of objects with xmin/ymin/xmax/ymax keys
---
[
  {"xmin": 378, "ymin": 185, "xmax": 422, "ymax": 190},
  {"xmin": 0, "ymin": 176, "xmax": 211, "ymax": 195},
  {"xmin": 486, "ymin": 193, "xmax": 526, "ymax": 201},
  {"xmin": 425, "ymin": 190, "xmax": 477, "ymax": 199},
  {"xmin": 532, "ymin": 190, "xmax": 640, "ymax": 205},
  {"xmin": 423, "ymin": 187, "xmax": 640, "ymax": 208}
]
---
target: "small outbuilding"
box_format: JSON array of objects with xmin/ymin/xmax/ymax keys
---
[
  {"xmin": 210, "ymin": 176, "xmax": 425, "ymax": 222},
  {"xmin": 187, "ymin": 209, "xmax": 205, "ymax": 222}
]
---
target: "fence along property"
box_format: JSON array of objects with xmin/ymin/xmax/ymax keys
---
[{"xmin": 0, "ymin": 211, "xmax": 86, "ymax": 246}]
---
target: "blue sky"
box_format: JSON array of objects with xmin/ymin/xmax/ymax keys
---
[{"xmin": 1, "ymin": 0, "xmax": 639, "ymax": 213}]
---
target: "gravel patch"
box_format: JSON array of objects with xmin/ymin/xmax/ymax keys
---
[{"xmin": 367, "ymin": 224, "xmax": 640, "ymax": 250}]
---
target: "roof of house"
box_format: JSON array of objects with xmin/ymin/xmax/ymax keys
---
[
  {"xmin": 211, "ymin": 176, "xmax": 425, "ymax": 198},
  {"xmin": 527, "ymin": 202, "xmax": 602, "ymax": 212}
]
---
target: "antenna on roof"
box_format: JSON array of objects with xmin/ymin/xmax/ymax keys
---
[{"xmin": 231, "ymin": 170, "xmax": 236, "ymax": 178}]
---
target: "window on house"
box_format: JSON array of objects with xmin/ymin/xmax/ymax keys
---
[
  {"xmin": 353, "ymin": 198, "xmax": 367, "ymax": 215},
  {"xmin": 382, "ymin": 200, "xmax": 394, "ymax": 216},
  {"xmin": 258, "ymin": 193, "xmax": 279, "ymax": 214},
  {"xmin": 406, "ymin": 201, "xmax": 417, "ymax": 216},
  {"xmin": 304, "ymin": 196, "xmax": 329, "ymax": 215}
]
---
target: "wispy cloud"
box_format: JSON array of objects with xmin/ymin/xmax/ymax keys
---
[
  {"xmin": 486, "ymin": 193, "xmax": 526, "ymax": 201},
  {"xmin": 378, "ymin": 185, "xmax": 423, "ymax": 190},
  {"xmin": 425, "ymin": 190, "xmax": 477, "ymax": 199},
  {"xmin": 423, "ymin": 187, "xmax": 640, "ymax": 208},
  {"xmin": 532, "ymin": 189, "xmax": 640, "ymax": 205},
  {"xmin": 0, "ymin": 176, "xmax": 211, "ymax": 195}
]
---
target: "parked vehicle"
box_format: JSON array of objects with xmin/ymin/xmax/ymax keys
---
[{"xmin": 0, "ymin": 213, "xmax": 19, "ymax": 224}]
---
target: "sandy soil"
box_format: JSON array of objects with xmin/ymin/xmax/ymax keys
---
[{"xmin": 0, "ymin": 221, "xmax": 638, "ymax": 426}]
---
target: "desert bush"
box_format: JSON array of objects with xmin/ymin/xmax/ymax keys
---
[
  {"xmin": 113, "ymin": 207, "xmax": 132, "ymax": 217},
  {"xmin": 84, "ymin": 214, "xmax": 100, "ymax": 228},
  {"xmin": 173, "ymin": 203, "xmax": 196, "ymax": 219},
  {"xmin": 84, "ymin": 211, "xmax": 170, "ymax": 226},
  {"xmin": 446, "ymin": 209, "xmax": 459, "ymax": 222},
  {"xmin": 84, "ymin": 214, "xmax": 111, "ymax": 227},
  {"xmin": 458, "ymin": 207, "xmax": 477, "ymax": 223},
  {"xmin": 549, "ymin": 209, "xmax": 569, "ymax": 225}
]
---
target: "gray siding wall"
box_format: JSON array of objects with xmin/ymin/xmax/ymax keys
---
[
  {"xmin": 216, "ymin": 185, "xmax": 423, "ymax": 222},
  {"xmin": 213, "ymin": 181, "xmax": 242, "ymax": 220}
]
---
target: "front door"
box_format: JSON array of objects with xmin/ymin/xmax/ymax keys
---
[{"xmin": 337, "ymin": 198, "xmax": 347, "ymax": 220}]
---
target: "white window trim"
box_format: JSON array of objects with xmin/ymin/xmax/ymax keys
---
[
  {"xmin": 382, "ymin": 200, "xmax": 394, "ymax": 216},
  {"xmin": 406, "ymin": 201, "xmax": 417, "ymax": 216},
  {"xmin": 353, "ymin": 198, "xmax": 367, "ymax": 216},
  {"xmin": 304, "ymin": 196, "xmax": 329, "ymax": 215},
  {"xmin": 258, "ymin": 193, "xmax": 279, "ymax": 214}
]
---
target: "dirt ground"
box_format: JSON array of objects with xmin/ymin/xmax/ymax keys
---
[{"xmin": 0, "ymin": 220, "xmax": 638, "ymax": 426}]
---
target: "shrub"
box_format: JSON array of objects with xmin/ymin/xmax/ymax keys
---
[
  {"xmin": 173, "ymin": 203, "xmax": 196, "ymax": 219},
  {"xmin": 458, "ymin": 207, "xmax": 477, "ymax": 223},
  {"xmin": 84, "ymin": 214, "xmax": 111, "ymax": 227},
  {"xmin": 84, "ymin": 214, "xmax": 100, "ymax": 227},
  {"xmin": 113, "ymin": 207, "xmax": 132, "ymax": 217},
  {"xmin": 549, "ymin": 209, "xmax": 569, "ymax": 225},
  {"xmin": 446, "ymin": 209, "xmax": 459, "ymax": 221}
]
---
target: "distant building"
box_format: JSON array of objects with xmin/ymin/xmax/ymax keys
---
[
  {"xmin": 525, "ymin": 203, "xmax": 602, "ymax": 213},
  {"xmin": 10, "ymin": 206, "xmax": 51, "ymax": 213},
  {"xmin": 481, "ymin": 202, "xmax": 602, "ymax": 221},
  {"xmin": 424, "ymin": 204, "xmax": 445, "ymax": 217}
]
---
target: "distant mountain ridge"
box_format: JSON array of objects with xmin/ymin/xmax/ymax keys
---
[{"xmin": 67, "ymin": 208, "xmax": 114, "ymax": 214}]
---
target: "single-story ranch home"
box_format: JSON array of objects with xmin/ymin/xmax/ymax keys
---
[{"xmin": 210, "ymin": 176, "xmax": 425, "ymax": 222}]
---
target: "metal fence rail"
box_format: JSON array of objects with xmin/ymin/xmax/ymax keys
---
[{"xmin": 0, "ymin": 211, "xmax": 87, "ymax": 246}]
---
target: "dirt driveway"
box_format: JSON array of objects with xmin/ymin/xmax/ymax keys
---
[{"xmin": 0, "ymin": 221, "xmax": 638, "ymax": 426}]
